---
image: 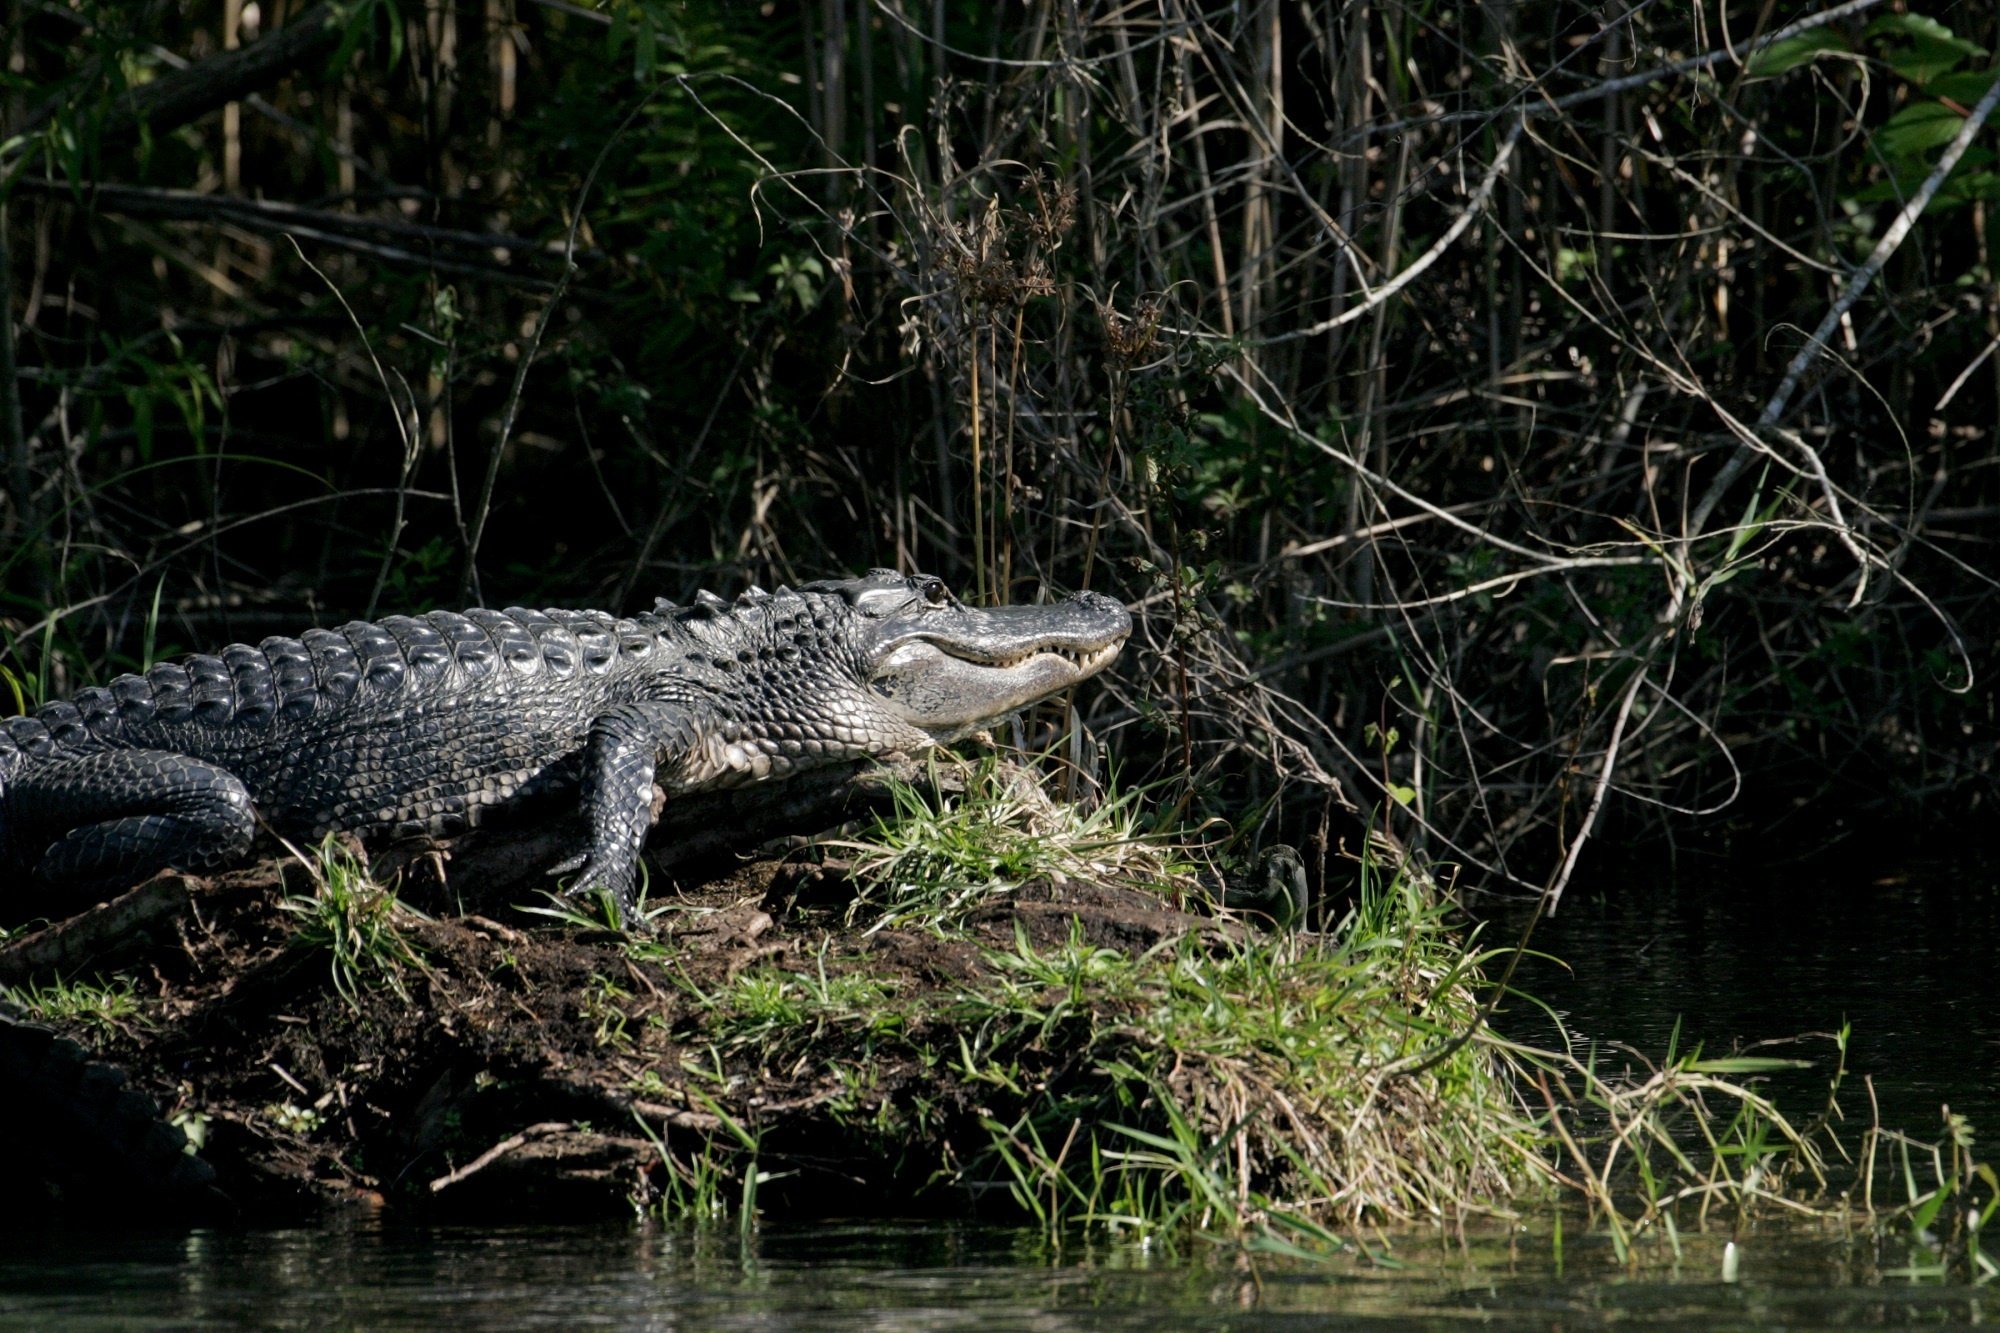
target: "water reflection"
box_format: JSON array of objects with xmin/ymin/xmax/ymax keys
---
[
  {"xmin": 0, "ymin": 1218, "xmax": 1992, "ymax": 1330},
  {"xmin": 1498, "ymin": 852, "xmax": 2000, "ymax": 1135}
]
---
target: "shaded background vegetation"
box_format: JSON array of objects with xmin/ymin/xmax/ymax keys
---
[{"xmin": 2, "ymin": 0, "xmax": 1996, "ymax": 900}]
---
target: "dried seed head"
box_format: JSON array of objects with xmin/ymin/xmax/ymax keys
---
[
  {"xmin": 1028, "ymin": 184, "xmax": 1077, "ymax": 247},
  {"xmin": 1102, "ymin": 299, "xmax": 1164, "ymax": 367},
  {"xmin": 944, "ymin": 244, "xmax": 1054, "ymax": 308}
]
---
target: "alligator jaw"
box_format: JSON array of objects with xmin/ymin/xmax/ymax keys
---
[
  {"xmin": 861, "ymin": 591, "xmax": 1132, "ymax": 739},
  {"xmin": 923, "ymin": 639, "xmax": 1125, "ymax": 674}
]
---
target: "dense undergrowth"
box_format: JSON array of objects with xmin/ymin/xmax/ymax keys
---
[{"xmin": 4, "ymin": 0, "xmax": 1997, "ymax": 908}]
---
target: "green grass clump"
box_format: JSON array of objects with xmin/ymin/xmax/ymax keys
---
[
  {"xmin": 831, "ymin": 756, "xmax": 1201, "ymax": 933},
  {"xmin": 662, "ymin": 763, "xmax": 1979, "ymax": 1250},
  {"xmin": 692, "ymin": 946, "xmax": 906, "ymax": 1050},
  {"xmin": 955, "ymin": 868, "xmax": 1539, "ymax": 1237},
  {"xmin": 278, "ymin": 835, "xmax": 432, "ymax": 1010},
  {"xmin": 676, "ymin": 833, "xmax": 1543, "ymax": 1238},
  {"xmin": 0, "ymin": 974, "xmax": 144, "ymax": 1033}
]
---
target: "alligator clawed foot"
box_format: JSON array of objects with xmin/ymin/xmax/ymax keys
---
[{"xmin": 546, "ymin": 854, "xmax": 638, "ymax": 930}]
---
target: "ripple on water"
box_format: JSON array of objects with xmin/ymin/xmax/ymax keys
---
[{"xmin": 0, "ymin": 1218, "xmax": 1995, "ymax": 1332}]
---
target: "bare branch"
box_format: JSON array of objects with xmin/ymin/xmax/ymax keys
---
[
  {"xmin": 1689, "ymin": 64, "xmax": 2000, "ymax": 538},
  {"xmin": 13, "ymin": 4, "xmax": 346, "ymax": 148}
]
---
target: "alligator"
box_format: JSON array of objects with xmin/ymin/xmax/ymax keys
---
[
  {"xmin": 0, "ymin": 998, "xmax": 229, "ymax": 1218},
  {"xmin": 0, "ymin": 569, "xmax": 1131, "ymax": 919}
]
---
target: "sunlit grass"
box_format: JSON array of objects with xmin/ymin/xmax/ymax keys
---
[
  {"xmin": 646, "ymin": 760, "xmax": 2000, "ymax": 1258},
  {"xmin": 828, "ymin": 754, "xmax": 1202, "ymax": 934},
  {"xmin": 0, "ymin": 973, "xmax": 145, "ymax": 1033},
  {"xmin": 680, "ymin": 941, "xmax": 906, "ymax": 1050},
  {"xmin": 954, "ymin": 872, "xmax": 1540, "ymax": 1238},
  {"xmin": 667, "ymin": 779, "xmax": 1545, "ymax": 1236},
  {"xmin": 277, "ymin": 834, "xmax": 433, "ymax": 1010}
]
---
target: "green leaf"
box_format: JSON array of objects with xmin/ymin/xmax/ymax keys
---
[
  {"xmin": 1862, "ymin": 155, "xmax": 2000, "ymax": 210},
  {"xmin": 1947, "ymin": 170, "xmax": 2000, "ymax": 201},
  {"xmin": 1385, "ymin": 784, "xmax": 1417, "ymax": 806},
  {"xmin": 1682, "ymin": 1056, "xmax": 1813, "ymax": 1074},
  {"xmin": 1749, "ymin": 27, "xmax": 1849, "ymax": 76},
  {"xmin": 1866, "ymin": 14, "xmax": 1987, "ymax": 86},
  {"xmin": 1555, "ymin": 246, "xmax": 1596, "ymax": 283},
  {"xmin": 325, "ymin": 0, "xmax": 378, "ymax": 79},
  {"xmin": 1911, "ymin": 1179, "xmax": 1955, "ymax": 1232},
  {"xmin": 380, "ymin": 0, "xmax": 405, "ymax": 70},
  {"xmin": 1931, "ymin": 67, "xmax": 2000, "ymax": 104},
  {"xmin": 1867, "ymin": 12, "xmax": 1986, "ymax": 51},
  {"xmin": 0, "ymin": 664, "xmax": 28, "ymax": 716},
  {"xmin": 1875, "ymin": 100, "xmax": 1967, "ymax": 156},
  {"xmin": 129, "ymin": 390, "xmax": 154, "ymax": 462}
]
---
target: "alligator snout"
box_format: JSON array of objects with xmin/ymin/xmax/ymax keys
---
[{"xmin": 859, "ymin": 580, "xmax": 1132, "ymax": 739}]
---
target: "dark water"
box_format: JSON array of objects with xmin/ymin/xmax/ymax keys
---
[
  {"xmin": 3, "ymin": 855, "xmax": 1994, "ymax": 1330},
  {"xmin": 1, "ymin": 1218, "xmax": 1992, "ymax": 1330},
  {"xmin": 1501, "ymin": 851, "xmax": 2000, "ymax": 1136}
]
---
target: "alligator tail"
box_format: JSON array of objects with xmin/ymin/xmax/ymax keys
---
[{"xmin": 0, "ymin": 1005, "xmax": 233, "ymax": 1219}]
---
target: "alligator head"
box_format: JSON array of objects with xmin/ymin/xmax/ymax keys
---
[{"xmin": 822, "ymin": 569, "xmax": 1131, "ymax": 741}]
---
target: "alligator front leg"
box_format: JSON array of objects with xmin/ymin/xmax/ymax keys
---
[
  {"xmin": 550, "ymin": 701, "xmax": 703, "ymax": 919},
  {"xmin": 4, "ymin": 750, "xmax": 257, "ymax": 897}
]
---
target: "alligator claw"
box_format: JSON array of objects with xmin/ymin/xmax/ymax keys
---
[{"xmin": 548, "ymin": 853, "xmax": 638, "ymax": 928}]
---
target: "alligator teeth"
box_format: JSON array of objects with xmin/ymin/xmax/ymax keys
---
[{"xmin": 975, "ymin": 645, "xmax": 1115, "ymax": 671}]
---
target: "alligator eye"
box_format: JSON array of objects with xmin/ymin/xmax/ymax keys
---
[{"xmin": 923, "ymin": 580, "xmax": 948, "ymax": 606}]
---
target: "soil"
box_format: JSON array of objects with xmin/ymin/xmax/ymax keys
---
[{"xmin": 0, "ymin": 790, "xmax": 1228, "ymax": 1225}]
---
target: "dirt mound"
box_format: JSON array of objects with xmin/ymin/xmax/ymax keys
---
[
  {"xmin": 0, "ymin": 839, "xmax": 1231, "ymax": 1223},
  {"xmin": 2, "ymin": 760, "xmax": 1540, "ymax": 1233}
]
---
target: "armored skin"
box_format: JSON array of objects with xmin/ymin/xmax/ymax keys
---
[{"xmin": 0, "ymin": 570, "xmax": 1130, "ymax": 915}]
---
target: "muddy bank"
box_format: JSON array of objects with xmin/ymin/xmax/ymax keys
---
[
  {"xmin": 0, "ymin": 773, "xmax": 1232, "ymax": 1224},
  {"xmin": 0, "ymin": 760, "xmax": 1534, "ymax": 1229},
  {"xmin": 8, "ymin": 863, "xmax": 1203, "ymax": 1223}
]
